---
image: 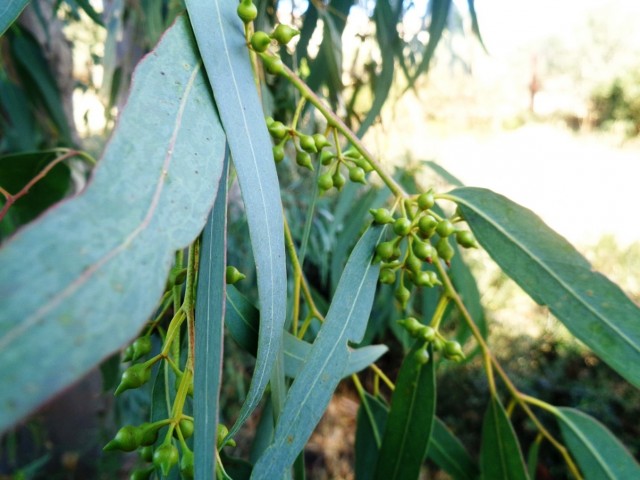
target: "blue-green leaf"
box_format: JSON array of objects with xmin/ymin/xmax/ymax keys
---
[
  {"xmin": 252, "ymin": 225, "xmax": 385, "ymax": 479},
  {"xmin": 225, "ymin": 285, "xmax": 387, "ymax": 379},
  {"xmin": 449, "ymin": 187, "xmax": 640, "ymax": 388},
  {"xmin": 0, "ymin": 0, "xmax": 29, "ymax": 36},
  {"xmin": 374, "ymin": 343, "xmax": 436, "ymax": 480},
  {"xmin": 185, "ymin": 0, "xmax": 287, "ymax": 438},
  {"xmin": 0, "ymin": 16, "xmax": 226, "ymax": 433},
  {"xmin": 427, "ymin": 417, "xmax": 479, "ymax": 480},
  {"xmin": 555, "ymin": 407, "xmax": 640, "ymax": 479},
  {"xmin": 194, "ymin": 154, "xmax": 229, "ymax": 480},
  {"xmin": 480, "ymin": 396, "xmax": 529, "ymax": 480}
]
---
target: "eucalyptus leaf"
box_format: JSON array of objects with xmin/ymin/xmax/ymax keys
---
[
  {"xmin": 194, "ymin": 155, "xmax": 229, "ymax": 480},
  {"xmin": 427, "ymin": 417, "xmax": 479, "ymax": 480},
  {"xmin": 185, "ymin": 0, "xmax": 287, "ymax": 438},
  {"xmin": 0, "ymin": 0, "xmax": 29, "ymax": 36},
  {"xmin": 480, "ymin": 396, "xmax": 529, "ymax": 480},
  {"xmin": 252, "ymin": 225, "xmax": 385, "ymax": 479},
  {"xmin": 0, "ymin": 17, "xmax": 226, "ymax": 433},
  {"xmin": 555, "ymin": 407, "xmax": 640, "ymax": 479},
  {"xmin": 225, "ymin": 287, "xmax": 388, "ymax": 379},
  {"xmin": 374, "ymin": 343, "xmax": 436, "ymax": 480},
  {"xmin": 355, "ymin": 392, "xmax": 388, "ymax": 480},
  {"xmin": 450, "ymin": 187, "xmax": 640, "ymax": 387}
]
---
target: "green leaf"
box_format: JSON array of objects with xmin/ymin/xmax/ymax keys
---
[
  {"xmin": 185, "ymin": 0, "xmax": 287, "ymax": 438},
  {"xmin": 427, "ymin": 417, "xmax": 479, "ymax": 480},
  {"xmin": 466, "ymin": 0, "xmax": 487, "ymax": 52},
  {"xmin": 373, "ymin": 343, "xmax": 437, "ymax": 480},
  {"xmin": 480, "ymin": 396, "xmax": 529, "ymax": 480},
  {"xmin": 252, "ymin": 225, "xmax": 385, "ymax": 478},
  {"xmin": 0, "ymin": 16, "xmax": 226, "ymax": 433},
  {"xmin": 555, "ymin": 407, "xmax": 640, "ymax": 479},
  {"xmin": 449, "ymin": 187, "xmax": 640, "ymax": 387},
  {"xmin": 407, "ymin": 0, "xmax": 452, "ymax": 89},
  {"xmin": 355, "ymin": 393, "xmax": 388, "ymax": 480},
  {"xmin": 526, "ymin": 436, "xmax": 542, "ymax": 480},
  {"xmin": 0, "ymin": 74, "xmax": 38, "ymax": 151},
  {"xmin": 0, "ymin": 0, "xmax": 29, "ymax": 36},
  {"xmin": 194, "ymin": 155, "xmax": 229, "ymax": 480},
  {"xmin": 356, "ymin": 0, "xmax": 403, "ymax": 137},
  {"xmin": 9, "ymin": 27, "xmax": 72, "ymax": 144},
  {"xmin": 225, "ymin": 285, "xmax": 387, "ymax": 379}
]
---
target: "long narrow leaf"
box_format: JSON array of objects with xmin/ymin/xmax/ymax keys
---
[
  {"xmin": 0, "ymin": 0, "xmax": 29, "ymax": 36},
  {"xmin": 555, "ymin": 407, "xmax": 640, "ymax": 479},
  {"xmin": 449, "ymin": 187, "xmax": 640, "ymax": 387},
  {"xmin": 194, "ymin": 154, "xmax": 229, "ymax": 480},
  {"xmin": 374, "ymin": 343, "xmax": 436, "ymax": 480},
  {"xmin": 252, "ymin": 225, "xmax": 385, "ymax": 479},
  {"xmin": 406, "ymin": 0, "xmax": 452, "ymax": 89},
  {"xmin": 185, "ymin": 1, "xmax": 287, "ymax": 438},
  {"xmin": 355, "ymin": 393, "xmax": 388, "ymax": 480},
  {"xmin": 427, "ymin": 418, "xmax": 479, "ymax": 480},
  {"xmin": 480, "ymin": 396, "xmax": 529, "ymax": 480},
  {"xmin": 0, "ymin": 17, "xmax": 226, "ymax": 433},
  {"xmin": 225, "ymin": 285, "xmax": 387, "ymax": 379}
]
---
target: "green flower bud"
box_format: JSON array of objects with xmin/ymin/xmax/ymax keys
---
[
  {"xmin": 140, "ymin": 445, "xmax": 154, "ymax": 462},
  {"xmin": 413, "ymin": 240, "xmax": 436, "ymax": 262},
  {"xmin": 432, "ymin": 337, "xmax": 445, "ymax": 351},
  {"xmin": 122, "ymin": 344, "xmax": 134, "ymax": 362},
  {"xmin": 393, "ymin": 217, "xmax": 412, "ymax": 236},
  {"xmin": 436, "ymin": 237, "xmax": 454, "ymax": 263},
  {"xmin": 226, "ymin": 265, "xmax": 246, "ymax": 285},
  {"xmin": 418, "ymin": 215, "xmax": 438, "ymax": 237},
  {"xmin": 265, "ymin": 116, "xmax": 274, "ymax": 127},
  {"xmin": 436, "ymin": 219, "xmax": 455, "ymax": 237},
  {"xmin": 217, "ymin": 424, "xmax": 236, "ymax": 449},
  {"xmin": 414, "ymin": 347, "xmax": 431, "ymax": 365},
  {"xmin": 395, "ymin": 285, "xmax": 411, "ymax": 309},
  {"xmin": 131, "ymin": 336, "xmax": 152, "ymax": 361},
  {"xmin": 312, "ymin": 133, "xmax": 331, "ymax": 150},
  {"xmin": 153, "ymin": 443, "xmax": 179, "ymax": 477},
  {"xmin": 138, "ymin": 422, "xmax": 160, "ymax": 446},
  {"xmin": 318, "ymin": 173, "xmax": 334, "ymax": 191},
  {"xmin": 417, "ymin": 325, "xmax": 437, "ymax": 343},
  {"xmin": 104, "ymin": 425, "xmax": 142, "ymax": 452},
  {"xmin": 237, "ymin": 0, "xmax": 257, "ymax": 23},
  {"xmin": 343, "ymin": 146, "xmax": 362, "ymax": 159},
  {"xmin": 296, "ymin": 150, "xmax": 313, "ymax": 170},
  {"xmin": 320, "ymin": 150, "xmax": 334, "ymax": 165},
  {"xmin": 178, "ymin": 418, "xmax": 194, "ymax": 439},
  {"xmin": 455, "ymin": 230, "xmax": 478, "ymax": 249},
  {"xmin": 379, "ymin": 268, "xmax": 396, "ymax": 284},
  {"xmin": 262, "ymin": 54, "xmax": 284, "ymax": 75},
  {"xmin": 299, "ymin": 134, "xmax": 318, "ymax": 153},
  {"xmin": 115, "ymin": 363, "xmax": 151, "ymax": 395},
  {"xmin": 130, "ymin": 467, "xmax": 154, "ymax": 480},
  {"xmin": 398, "ymin": 316, "xmax": 422, "ymax": 336},
  {"xmin": 405, "ymin": 253, "xmax": 421, "ymax": 275},
  {"xmin": 250, "ymin": 31, "xmax": 272, "ymax": 52},
  {"xmin": 417, "ymin": 191, "xmax": 435, "ymax": 210},
  {"xmin": 268, "ymin": 121, "xmax": 288, "ymax": 140},
  {"xmin": 348, "ymin": 166, "xmax": 366, "ymax": 184},
  {"xmin": 369, "ymin": 208, "xmax": 394, "ymax": 225},
  {"xmin": 414, "ymin": 271, "xmax": 434, "ymax": 287},
  {"xmin": 332, "ymin": 170, "xmax": 346, "ymax": 190},
  {"xmin": 376, "ymin": 241, "xmax": 395, "ymax": 261},
  {"xmin": 444, "ymin": 340, "xmax": 465, "ymax": 361},
  {"xmin": 273, "ymin": 143, "xmax": 285, "ymax": 163},
  {"xmin": 272, "ymin": 24, "xmax": 300, "ymax": 45},
  {"xmin": 180, "ymin": 450, "xmax": 195, "ymax": 479}
]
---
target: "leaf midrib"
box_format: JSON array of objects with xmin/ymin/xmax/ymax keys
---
[{"xmin": 454, "ymin": 194, "xmax": 638, "ymax": 356}]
